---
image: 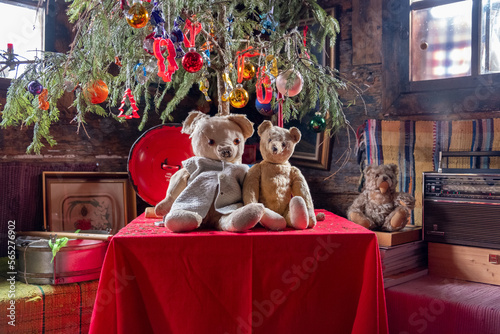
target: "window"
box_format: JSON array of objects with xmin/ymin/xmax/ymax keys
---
[
  {"xmin": 410, "ymin": 0, "xmax": 499, "ymax": 82},
  {"xmin": 382, "ymin": 0, "xmax": 500, "ymax": 116},
  {"xmin": 0, "ymin": 0, "xmax": 44, "ymax": 79}
]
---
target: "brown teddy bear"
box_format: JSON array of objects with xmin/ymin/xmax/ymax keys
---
[
  {"xmin": 154, "ymin": 111, "xmax": 265, "ymax": 232},
  {"xmin": 347, "ymin": 164, "xmax": 415, "ymax": 231},
  {"xmin": 243, "ymin": 121, "xmax": 316, "ymax": 230}
]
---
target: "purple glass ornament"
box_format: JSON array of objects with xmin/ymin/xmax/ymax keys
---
[
  {"xmin": 27, "ymin": 80, "xmax": 43, "ymax": 95},
  {"xmin": 174, "ymin": 42, "xmax": 186, "ymax": 59},
  {"xmin": 170, "ymin": 27, "xmax": 184, "ymax": 44}
]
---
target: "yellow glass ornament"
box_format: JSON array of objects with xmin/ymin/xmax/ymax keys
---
[
  {"xmin": 126, "ymin": 2, "xmax": 150, "ymax": 29},
  {"xmin": 266, "ymin": 55, "xmax": 278, "ymax": 77},
  {"xmin": 242, "ymin": 62, "xmax": 256, "ymax": 81},
  {"xmin": 229, "ymin": 84, "xmax": 249, "ymax": 108},
  {"xmin": 222, "ymin": 71, "xmax": 233, "ymax": 101}
]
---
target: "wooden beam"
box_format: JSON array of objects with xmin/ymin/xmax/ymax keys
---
[{"xmin": 352, "ymin": 0, "xmax": 382, "ymax": 65}]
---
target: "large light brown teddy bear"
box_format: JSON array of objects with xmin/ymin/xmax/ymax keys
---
[
  {"xmin": 347, "ymin": 164, "xmax": 415, "ymax": 231},
  {"xmin": 243, "ymin": 121, "xmax": 316, "ymax": 230},
  {"xmin": 154, "ymin": 111, "xmax": 265, "ymax": 232}
]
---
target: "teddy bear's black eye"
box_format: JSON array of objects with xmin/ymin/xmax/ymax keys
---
[
  {"xmin": 268, "ymin": 139, "xmax": 272, "ymax": 143},
  {"xmin": 208, "ymin": 139, "xmax": 215, "ymax": 146},
  {"xmin": 233, "ymin": 138, "xmax": 241, "ymax": 145},
  {"xmin": 282, "ymin": 142, "xmax": 286, "ymax": 148}
]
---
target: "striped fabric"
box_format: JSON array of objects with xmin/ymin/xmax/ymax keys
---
[{"xmin": 363, "ymin": 119, "xmax": 500, "ymax": 226}]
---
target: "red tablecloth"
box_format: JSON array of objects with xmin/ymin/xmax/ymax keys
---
[{"xmin": 89, "ymin": 210, "xmax": 388, "ymax": 334}]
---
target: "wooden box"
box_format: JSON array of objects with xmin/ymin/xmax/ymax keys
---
[
  {"xmin": 428, "ymin": 242, "xmax": 500, "ymax": 286},
  {"xmin": 374, "ymin": 226, "xmax": 422, "ymax": 247}
]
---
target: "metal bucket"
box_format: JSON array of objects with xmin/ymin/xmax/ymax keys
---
[{"xmin": 16, "ymin": 235, "xmax": 108, "ymax": 285}]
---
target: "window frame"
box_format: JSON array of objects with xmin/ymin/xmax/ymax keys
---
[
  {"xmin": 0, "ymin": 0, "xmax": 54, "ymax": 90},
  {"xmin": 382, "ymin": 0, "xmax": 500, "ymax": 118}
]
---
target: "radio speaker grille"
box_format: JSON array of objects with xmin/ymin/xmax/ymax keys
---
[{"xmin": 423, "ymin": 200, "xmax": 500, "ymax": 249}]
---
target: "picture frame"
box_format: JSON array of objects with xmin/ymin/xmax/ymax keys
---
[
  {"xmin": 287, "ymin": 7, "xmax": 337, "ymax": 171},
  {"xmin": 43, "ymin": 172, "xmax": 137, "ymax": 234}
]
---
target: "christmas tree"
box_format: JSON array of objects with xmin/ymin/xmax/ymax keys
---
[{"xmin": 1, "ymin": 0, "xmax": 350, "ymax": 153}]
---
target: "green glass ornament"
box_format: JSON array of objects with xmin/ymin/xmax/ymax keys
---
[{"xmin": 308, "ymin": 114, "xmax": 326, "ymax": 133}]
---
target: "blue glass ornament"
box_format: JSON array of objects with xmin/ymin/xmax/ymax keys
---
[
  {"xmin": 202, "ymin": 49, "xmax": 211, "ymax": 67},
  {"xmin": 260, "ymin": 8, "xmax": 278, "ymax": 35},
  {"xmin": 134, "ymin": 62, "xmax": 147, "ymax": 84},
  {"xmin": 256, "ymin": 99, "xmax": 277, "ymax": 116}
]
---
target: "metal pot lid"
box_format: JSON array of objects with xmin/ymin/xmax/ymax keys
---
[
  {"xmin": 128, "ymin": 124, "xmax": 194, "ymax": 206},
  {"xmin": 16, "ymin": 236, "xmax": 104, "ymax": 248}
]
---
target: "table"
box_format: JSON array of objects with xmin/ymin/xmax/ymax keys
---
[{"xmin": 89, "ymin": 210, "xmax": 388, "ymax": 334}]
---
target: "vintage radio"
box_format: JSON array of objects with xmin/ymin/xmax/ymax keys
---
[{"xmin": 422, "ymin": 153, "xmax": 500, "ymax": 250}]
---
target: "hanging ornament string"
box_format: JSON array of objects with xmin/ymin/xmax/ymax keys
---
[
  {"xmin": 277, "ymin": 92, "xmax": 284, "ymax": 128},
  {"xmin": 183, "ymin": 18, "xmax": 202, "ymax": 49},
  {"xmin": 153, "ymin": 37, "xmax": 178, "ymax": 82},
  {"xmin": 303, "ymin": 26, "xmax": 311, "ymax": 59},
  {"xmin": 118, "ymin": 88, "xmax": 140, "ymax": 119},
  {"xmin": 236, "ymin": 46, "xmax": 260, "ymax": 84}
]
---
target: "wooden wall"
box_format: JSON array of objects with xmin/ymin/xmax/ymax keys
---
[{"xmin": 2, "ymin": 0, "xmax": 497, "ymax": 218}]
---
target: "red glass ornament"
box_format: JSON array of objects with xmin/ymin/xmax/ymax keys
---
[
  {"xmin": 255, "ymin": 67, "xmax": 272, "ymax": 104},
  {"xmin": 182, "ymin": 48, "xmax": 203, "ymax": 73}
]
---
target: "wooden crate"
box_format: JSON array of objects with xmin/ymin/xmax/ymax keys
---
[{"xmin": 428, "ymin": 242, "xmax": 500, "ymax": 286}]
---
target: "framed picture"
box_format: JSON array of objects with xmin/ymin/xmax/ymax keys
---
[
  {"xmin": 43, "ymin": 172, "xmax": 137, "ymax": 234},
  {"xmin": 287, "ymin": 7, "xmax": 337, "ymax": 170}
]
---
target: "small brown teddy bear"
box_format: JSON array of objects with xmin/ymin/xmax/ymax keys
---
[
  {"xmin": 243, "ymin": 121, "xmax": 316, "ymax": 230},
  {"xmin": 347, "ymin": 164, "xmax": 415, "ymax": 231},
  {"xmin": 154, "ymin": 111, "xmax": 265, "ymax": 232}
]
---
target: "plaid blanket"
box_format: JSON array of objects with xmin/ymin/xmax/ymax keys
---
[
  {"xmin": 0, "ymin": 258, "xmax": 98, "ymax": 334},
  {"xmin": 360, "ymin": 119, "xmax": 500, "ymax": 226}
]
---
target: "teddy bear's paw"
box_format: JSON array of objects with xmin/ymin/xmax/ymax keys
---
[
  {"xmin": 347, "ymin": 212, "xmax": 372, "ymax": 229},
  {"xmin": 289, "ymin": 196, "xmax": 308, "ymax": 230},
  {"xmin": 164, "ymin": 210, "xmax": 202, "ymax": 232},
  {"xmin": 221, "ymin": 203, "xmax": 265, "ymax": 232},
  {"xmin": 260, "ymin": 208, "xmax": 286, "ymax": 231},
  {"xmin": 154, "ymin": 198, "xmax": 174, "ymax": 217},
  {"xmin": 397, "ymin": 193, "xmax": 416, "ymax": 210},
  {"xmin": 308, "ymin": 214, "xmax": 317, "ymax": 229},
  {"xmin": 382, "ymin": 207, "xmax": 409, "ymax": 232}
]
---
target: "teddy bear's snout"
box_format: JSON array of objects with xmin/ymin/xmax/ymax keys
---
[
  {"xmin": 271, "ymin": 141, "xmax": 287, "ymax": 154},
  {"xmin": 218, "ymin": 146, "xmax": 233, "ymax": 159}
]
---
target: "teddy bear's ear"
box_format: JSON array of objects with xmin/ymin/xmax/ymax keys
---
[
  {"xmin": 182, "ymin": 111, "xmax": 208, "ymax": 135},
  {"xmin": 257, "ymin": 120, "xmax": 273, "ymax": 136},
  {"xmin": 388, "ymin": 163, "xmax": 399, "ymax": 175},
  {"xmin": 289, "ymin": 127, "xmax": 301, "ymax": 144},
  {"xmin": 227, "ymin": 114, "xmax": 255, "ymax": 139}
]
